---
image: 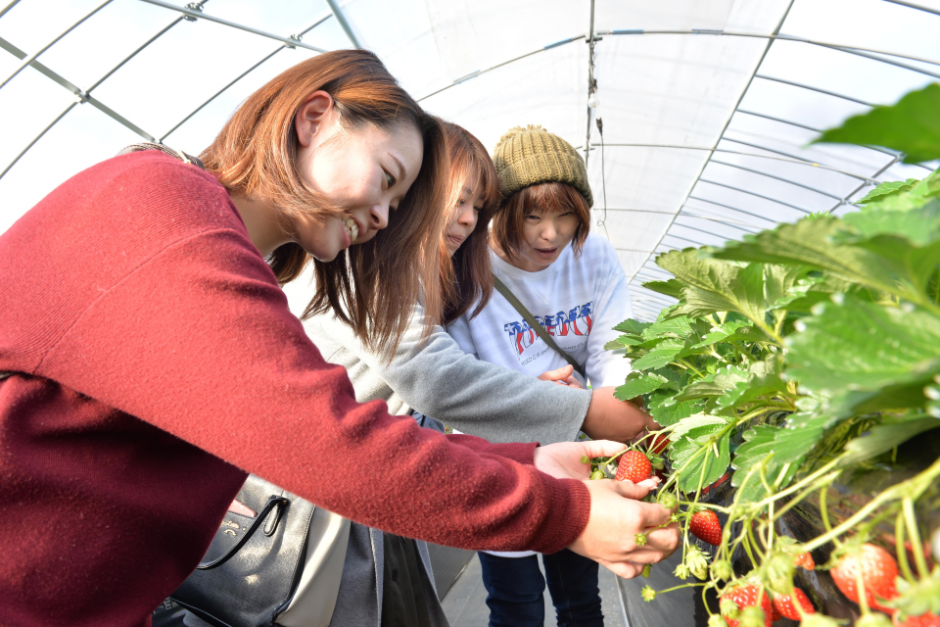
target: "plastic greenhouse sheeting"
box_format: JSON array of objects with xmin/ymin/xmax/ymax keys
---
[{"xmin": 1, "ymin": 0, "xmax": 939, "ymax": 320}]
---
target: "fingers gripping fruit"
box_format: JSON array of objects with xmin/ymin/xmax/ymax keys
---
[
  {"xmin": 831, "ymin": 543, "xmax": 899, "ymax": 612},
  {"xmin": 772, "ymin": 587, "xmax": 815, "ymax": 620},
  {"xmin": 690, "ymin": 509, "xmax": 723, "ymax": 546},
  {"xmin": 615, "ymin": 450, "xmax": 652, "ymax": 483},
  {"xmin": 721, "ymin": 584, "xmax": 772, "ymax": 627}
]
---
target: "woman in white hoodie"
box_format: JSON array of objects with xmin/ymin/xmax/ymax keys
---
[{"xmin": 447, "ymin": 125, "xmax": 638, "ymax": 627}]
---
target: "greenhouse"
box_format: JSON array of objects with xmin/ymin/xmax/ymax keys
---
[{"xmin": 1, "ymin": 1, "xmax": 939, "ymax": 626}]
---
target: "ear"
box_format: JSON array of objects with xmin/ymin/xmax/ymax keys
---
[{"xmin": 294, "ymin": 91, "xmax": 335, "ymax": 148}]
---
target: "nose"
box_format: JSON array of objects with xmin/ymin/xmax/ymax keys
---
[
  {"xmin": 457, "ymin": 204, "xmax": 477, "ymax": 229},
  {"xmin": 369, "ymin": 203, "xmax": 389, "ymax": 231},
  {"xmin": 541, "ymin": 222, "xmax": 557, "ymax": 242}
]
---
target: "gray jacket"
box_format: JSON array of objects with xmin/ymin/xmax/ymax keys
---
[{"xmin": 303, "ymin": 305, "xmax": 592, "ymax": 627}]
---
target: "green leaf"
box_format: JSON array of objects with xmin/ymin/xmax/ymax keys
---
[
  {"xmin": 841, "ymin": 199, "xmax": 940, "ymax": 247},
  {"xmin": 674, "ymin": 366, "xmax": 748, "ymax": 401},
  {"xmin": 614, "ymin": 319, "xmax": 651, "ymax": 335},
  {"xmin": 671, "ymin": 424, "xmax": 732, "ymax": 493},
  {"xmin": 840, "ymin": 415, "xmax": 940, "ymax": 466},
  {"xmin": 857, "ymin": 179, "xmax": 920, "ymax": 205},
  {"xmin": 641, "ymin": 279, "xmax": 685, "ymax": 299},
  {"xmin": 656, "ymin": 250, "xmax": 769, "ymax": 329},
  {"xmin": 786, "ymin": 297, "xmax": 940, "ymax": 415},
  {"xmin": 670, "ymin": 414, "xmax": 729, "ymax": 439},
  {"xmin": 764, "ymin": 264, "xmax": 809, "ymax": 308},
  {"xmin": 732, "ymin": 414, "xmax": 828, "ymax": 500},
  {"xmin": 614, "ymin": 372, "xmax": 670, "ymax": 400},
  {"xmin": 631, "ymin": 338, "xmax": 687, "ymax": 370},
  {"xmin": 648, "ymin": 392, "xmax": 704, "ymax": 427},
  {"xmin": 713, "ymin": 215, "xmax": 938, "ymax": 308},
  {"xmin": 642, "ymin": 313, "xmax": 694, "ymax": 340},
  {"xmin": 811, "ymin": 83, "xmax": 940, "ymax": 163}
]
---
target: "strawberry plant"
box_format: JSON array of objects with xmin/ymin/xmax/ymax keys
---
[{"xmin": 601, "ymin": 84, "xmax": 940, "ymax": 626}]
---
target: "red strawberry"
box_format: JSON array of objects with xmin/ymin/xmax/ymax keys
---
[
  {"xmin": 689, "ymin": 509, "xmax": 722, "ymax": 546},
  {"xmin": 648, "ymin": 434, "xmax": 671, "ymax": 455},
  {"xmin": 772, "ymin": 588, "xmax": 815, "ymax": 620},
  {"xmin": 794, "ymin": 551, "xmax": 815, "ymax": 570},
  {"xmin": 615, "ymin": 450, "xmax": 652, "ymax": 483},
  {"xmin": 721, "ymin": 584, "xmax": 772, "ymax": 627},
  {"xmin": 894, "ymin": 612, "xmax": 940, "ymax": 627},
  {"xmin": 770, "ymin": 603, "xmax": 783, "ymax": 622},
  {"xmin": 831, "ymin": 543, "xmax": 899, "ymax": 612}
]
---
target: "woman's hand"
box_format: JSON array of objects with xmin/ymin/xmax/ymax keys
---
[
  {"xmin": 534, "ymin": 439, "xmax": 629, "ymax": 480},
  {"xmin": 534, "ymin": 439, "xmax": 679, "ymax": 578},
  {"xmin": 580, "ymin": 386, "xmax": 660, "ymax": 444},
  {"xmin": 568, "ymin": 479, "xmax": 680, "ymax": 579},
  {"xmin": 537, "ymin": 364, "xmax": 583, "ymax": 389}
]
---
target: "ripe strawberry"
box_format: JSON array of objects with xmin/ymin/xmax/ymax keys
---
[
  {"xmin": 689, "ymin": 509, "xmax": 722, "ymax": 546},
  {"xmin": 721, "ymin": 584, "xmax": 772, "ymax": 627},
  {"xmin": 770, "ymin": 603, "xmax": 783, "ymax": 622},
  {"xmin": 615, "ymin": 450, "xmax": 652, "ymax": 483},
  {"xmin": 894, "ymin": 612, "xmax": 940, "ymax": 627},
  {"xmin": 648, "ymin": 434, "xmax": 671, "ymax": 455},
  {"xmin": 831, "ymin": 543, "xmax": 899, "ymax": 612},
  {"xmin": 772, "ymin": 588, "xmax": 815, "ymax": 620},
  {"xmin": 794, "ymin": 551, "xmax": 816, "ymax": 571}
]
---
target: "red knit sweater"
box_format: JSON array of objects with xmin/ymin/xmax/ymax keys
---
[{"xmin": 0, "ymin": 152, "xmax": 591, "ymax": 627}]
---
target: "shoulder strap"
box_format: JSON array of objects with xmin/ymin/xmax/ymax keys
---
[
  {"xmin": 491, "ymin": 273, "xmax": 586, "ymax": 379},
  {"xmin": 117, "ymin": 142, "xmax": 205, "ymax": 170}
]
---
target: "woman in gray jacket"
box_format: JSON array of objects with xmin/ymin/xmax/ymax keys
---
[{"xmin": 303, "ymin": 121, "xmax": 657, "ymax": 627}]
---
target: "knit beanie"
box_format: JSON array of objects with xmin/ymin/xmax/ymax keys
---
[{"xmin": 492, "ymin": 125, "xmax": 593, "ymax": 208}]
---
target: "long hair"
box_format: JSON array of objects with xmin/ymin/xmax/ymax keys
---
[
  {"xmin": 491, "ymin": 182, "xmax": 591, "ymax": 263},
  {"xmin": 439, "ymin": 122, "xmax": 500, "ymax": 324},
  {"xmin": 201, "ymin": 50, "xmax": 448, "ymax": 358}
]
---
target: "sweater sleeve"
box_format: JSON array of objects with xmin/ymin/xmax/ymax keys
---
[
  {"xmin": 585, "ymin": 239, "xmax": 634, "ymax": 388},
  {"xmin": 304, "ymin": 306, "xmax": 592, "ymax": 445},
  {"xmin": 33, "ymin": 197, "xmax": 590, "ymax": 555}
]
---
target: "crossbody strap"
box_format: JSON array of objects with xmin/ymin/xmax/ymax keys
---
[{"xmin": 491, "ymin": 274, "xmax": 586, "ymax": 379}]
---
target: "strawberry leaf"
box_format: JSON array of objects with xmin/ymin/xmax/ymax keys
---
[
  {"xmin": 811, "ymin": 82, "xmax": 940, "ymax": 163},
  {"xmin": 786, "ymin": 297, "xmax": 940, "ymax": 415},
  {"xmin": 614, "ymin": 372, "xmax": 670, "ymax": 401}
]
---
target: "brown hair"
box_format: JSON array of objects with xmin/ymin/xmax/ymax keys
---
[
  {"xmin": 491, "ymin": 182, "xmax": 591, "ymax": 262},
  {"xmin": 439, "ymin": 121, "xmax": 500, "ymax": 324},
  {"xmin": 201, "ymin": 50, "xmax": 448, "ymax": 357}
]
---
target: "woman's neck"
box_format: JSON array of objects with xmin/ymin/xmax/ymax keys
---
[{"xmin": 230, "ymin": 195, "xmax": 291, "ymax": 257}]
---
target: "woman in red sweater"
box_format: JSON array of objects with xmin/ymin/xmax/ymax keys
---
[{"xmin": 0, "ymin": 50, "xmax": 677, "ymax": 626}]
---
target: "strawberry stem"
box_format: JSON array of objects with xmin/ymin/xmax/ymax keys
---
[
  {"xmin": 902, "ymin": 497, "xmax": 930, "ymax": 579},
  {"xmin": 895, "ymin": 509, "xmax": 916, "ymax": 583}
]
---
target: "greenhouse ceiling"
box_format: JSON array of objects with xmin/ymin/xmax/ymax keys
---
[{"xmin": 1, "ymin": 0, "xmax": 939, "ymax": 320}]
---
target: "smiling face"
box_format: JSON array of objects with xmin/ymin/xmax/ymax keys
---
[
  {"xmin": 291, "ymin": 93, "xmax": 424, "ymax": 262},
  {"xmin": 444, "ymin": 183, "xmax": 485, "ymax": 256}
]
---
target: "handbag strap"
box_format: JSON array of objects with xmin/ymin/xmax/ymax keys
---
[
  {"xmin": 197, "ymin": 495, "xmax": 289, "ymax": 570},
  {"xmin": 491, "ymin": 274, "xmax": 586, "ymax": 379}
]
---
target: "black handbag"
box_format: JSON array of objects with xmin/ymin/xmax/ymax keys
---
[{"xmin": 171, "ymin": 475, "xmax": 316, "ymax": 627}]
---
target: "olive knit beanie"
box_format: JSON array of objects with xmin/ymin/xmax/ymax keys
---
[{"xmin": 492, "ymin": 125, "xmax": 593, "ymax": 208}]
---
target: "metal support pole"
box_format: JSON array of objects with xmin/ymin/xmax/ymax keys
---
[
  {"xmin": 325, "ymin": 0, "xmax": 360, "ymax": 48},
  {"xmin": 699, "ymin": 178, "xmax": 811, "ymax": 214},
  {"xmin": 139, "ymin": 0, "xmax": 327, "ymax": 52},
  {"xmin": 583, "ymin": 0, "xmax": 597, "ymax": 167},
  {"xmin": 0, "ymin": 0, "xmax": 115, "ymax": 92}
]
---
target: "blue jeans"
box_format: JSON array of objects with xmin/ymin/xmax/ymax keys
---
[{"xmin": 478, "ymin": 550, "xmax": 603, "ymax": 627}]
